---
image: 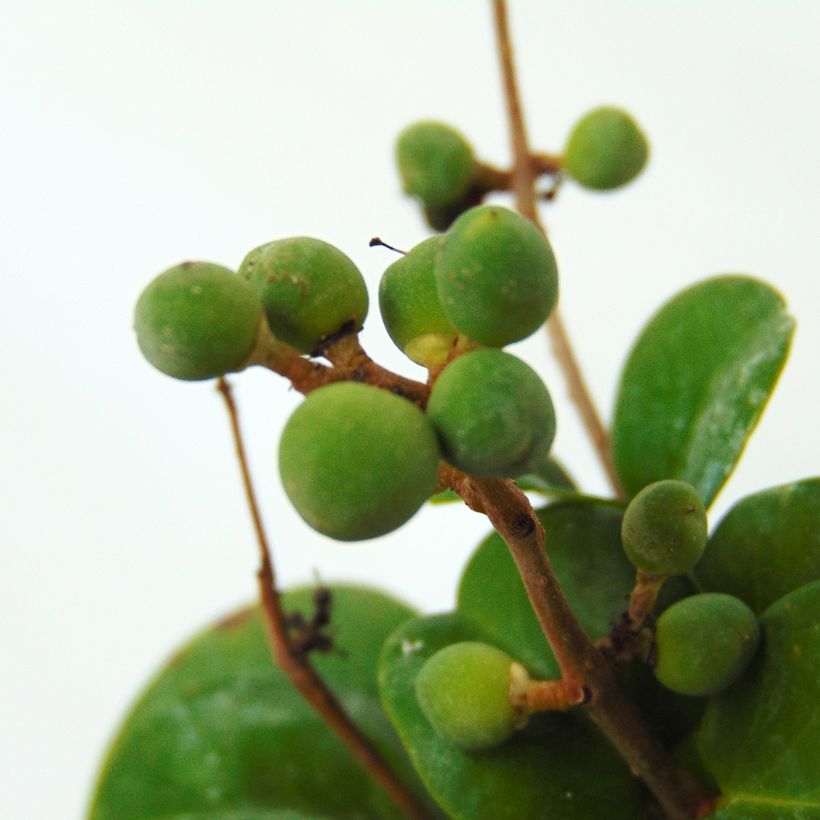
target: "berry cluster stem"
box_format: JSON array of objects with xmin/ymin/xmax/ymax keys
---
[
  {"xmin": 445, "ymin": 465, "xmax": 712, "ymax": 818},
  {"xmin": 217, "ymin": 379, "xmax": 430, "ymax": 820},
  {"xmin": 491, "ymin": 0, "xmax": 625, "ymax": 501}
]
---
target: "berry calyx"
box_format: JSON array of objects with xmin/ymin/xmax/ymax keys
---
[
  {"xmin": 134, "ymin": 261, "xmax": 263, "ymax": 381},
  {"xmin": 621, "ymin": 480, "xmax": 708, "ymax": 576},
  {"xmin": 426, "ymin": 349, "xmax": 556, "ymax": 478},
  {"xmin": 654, "ymin": 593, "xmax": 760, "ymax": 696},
  {"xmin": 278, "ymin": 382, "xmax": 440, "ymax": 541},
  {"xmin": 563, "ymin": 106, "xmax": 649, "ymax": 191},
  {"xmin": 415, "ymin": 642, "xmax": 522, "ymax": 751},
  {"xmin": 396, "ymin": 121, "xmax": 475, "ymax": 207},
  {"xmin": 239, "ymin": 237, "xmax": 368, "ymax": 354},
  {"xmin": 378, "ymin": 237, "xmax": 458, "ymax": 367},
  {"xmin": 435, "ymin": 206, "xmax": 558, "ymax": 347}
]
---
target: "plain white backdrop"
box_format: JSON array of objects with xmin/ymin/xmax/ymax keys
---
[{"xmin": 3, "ymin": 2, "xmax": 819, "ymax": 817}]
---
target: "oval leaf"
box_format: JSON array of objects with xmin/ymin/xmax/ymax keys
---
[
  {"xmin": 695, "ymin": 478, "xmax": 820, "ymax": 613},
  {"xmin": 378, "ymin": 613, "xmax": 650, "ymax": 820},
  {"xmin": 612, "ymin": 276, "xmax": 794, "ymax": 506},
  {"xmin": 90, "ymin": 586, "xmax": 434, "ymax": 819},
  {"xmin": 696, "ymin": 580, "xmax": 820, "ymax": 817}
]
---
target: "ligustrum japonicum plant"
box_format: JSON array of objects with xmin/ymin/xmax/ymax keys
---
[{"xmin": 90, "ymin": 3, "xmax": 818, "ymax": 818}]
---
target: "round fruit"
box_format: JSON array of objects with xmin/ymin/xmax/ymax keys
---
[
  {"xmin": 435, "ymin": 206, "xmax": 558, "ymax": 346},
  {"xmin": 278, "ymin": 382, "xmax": 440, "ymax": 541},
  {"xmin": 134, "ymin": 261, "xmax": 262, "ymax": 381},
  {"xmin": 239, "ymin": 237, "xmax": 368, "ymax": 354},
  {"xmin": 621, "ymin": 480, "xmax": 708, "ymax": 576},
  {"xmin": 396, "ymin": 121, "xmax": 475, "ymax": 207},
  {"xmin": 415, "ymin": 642, "xmax": 520, "ymax": 751},
  {"xmin": 378, "ymin": 237, "xmax": 458, "ymax": 366},
  {"xmin": 654, "ymin": 593, "xmax": 760, "ymax": 696},
  {"xmin": 426, "ymin": 349, "xmax": 556, "ymax": 478},
  {"xmin": 563, "ymin": 106, "xmax": 649, "ymax": 190}
]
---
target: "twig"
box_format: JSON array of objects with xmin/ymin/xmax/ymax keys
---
[
  {"xmin": 217, "ymin": 378, "xmax": 429, "ymax": 820},
  {"xmin": 443, "ymin": 463, "xmax": 712, "ymax": 818},
  {"xmin": 491, "ymin": 0, "xmax": 626, "ymax": 501}
]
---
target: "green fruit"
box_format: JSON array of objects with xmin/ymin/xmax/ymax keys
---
[
  {"xmin": 435, "ymin": 206, "xmax": 558, "ymax": 346},
  {"xmin": 427, "ymin": 349, "xmax": 556, "ymax": 478},
  {"xmin": 134, "ymin": 261, "xmax": 262, "ymax": 381},
  {"xmin": 621, "ymin": 480, "xmax": 708, "ymax": 576},
  {"xmin": 378, "ymin": 237, "xmax": 458, "ymax": 366},
  {"xmin": 396, "ymin": 121, "xmax": 475, "ymax": 207},
  {"xmin": 654, "ymin": 593, "xmax": 760, "ymax": 696},
  {"xmin": 239, "ymin": 237, "xmax": 368, "ymax": 354},
  {"xmin": 563, "ymin": 106, "xmax": 649, "ymax": 190},
  {"xmin": 415, "ymin": 642, "xmax": 519, "ymax": 751},
  {"xmin": 279, "ymin": 383, "xmax": 440, "ymax": 541}
]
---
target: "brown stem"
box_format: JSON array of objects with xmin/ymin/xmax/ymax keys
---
[
  {"xmin": 627, "ymin": 571, "xmax": 666, "ymax": 628},
  {"xmin": 446, "ymin": 464, "xmax": 713, "ymax": 817},
  {"xmin": 250, "ymin": 325, "xmax": 429, "ymax": 408},
  {"xmin": 491, "ymin": 0, "xmax": 625, "ymax": 501},
  {"xmin": 509, "ymin": 664, "xmax": 588, "ymax": 715},
  {"xmin": 216, "ymin": 378, "xmax": 430, "ymax": 820}
]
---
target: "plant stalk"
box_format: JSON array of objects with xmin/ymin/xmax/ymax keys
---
[
  {"xmin": 491, "ymin": 0, "xmax": 625, "ymax": 501},
  {"xmin": 217, "ymin": 378, "xmax": 430, "ymax": 820}
]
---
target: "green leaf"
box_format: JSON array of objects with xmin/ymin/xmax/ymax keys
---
[
  {"xmin": 697, "ymin": 580, "xmax": 820, "ymax": 818},
  {"xmin": 457, "ymin": 500, "xmax": 635, "ymax": 680},
  {"xmin": 90, "ymin": 586, "xmax": 435, "ymax": 820},
  {"xmin": 612, "ymin": 276, "xmax": 794, "ymax": 506},
  {"xmin": 695, "ymin": 478, "xmax": 820, "ymax": 613},
  {"xmin": 429, "ymin": 457, "xmax": 575, "ymax": 504},
  {"xmin": 378, "ymin": 613, "xmax": 650, "ymax": 820}
]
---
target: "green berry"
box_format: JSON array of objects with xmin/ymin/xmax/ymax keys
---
[
  {"xmin": 396, "ymin": 121, "xmax": 475, "ymax": 207},
  {"xmin": 427, "ymin": 349, "xmax": 556, "ymax": 478},
  {"xmin": 435, "ymin": 206, "xmax": 558, "ymax": 347},
  {"xmin": 654, "ymin": 593, "xmax": 760, "ymax": 696},
  {"xmin": 239, "ymin": 237, "xmax": 368, "ymax": 354},
  {"xmin": 563, "ymin": 106, "xmax": 649, "ymax": 190},
  {"xmin": 622, "ymin": 480, "xmax": 708, "ymax": 576},
  {"xmin": 278, "ymin": 383, "xmax": 440, "ymax": 541},
  {"xmin": 378, "ymin": 237, "xmax": 458, "ymax": 366},
  {"xmin": 134, "ymin": 261, "xmax": 262, "ymax": 381},
  {"xmin": 415, "ymin": 642, "xmax": 520, "ymax": 751}
]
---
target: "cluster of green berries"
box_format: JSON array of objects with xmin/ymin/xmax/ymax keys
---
[
  {"xmin": 621, "ymin": 479, "xmax": 760, "ymax": 696},
  {"xmin": 396, "ymin": 107, "xmax": 648, "ymax": 229},
  {"xmin": 134, "ymin": 205, "xmax": 559, "ymax": 542}
]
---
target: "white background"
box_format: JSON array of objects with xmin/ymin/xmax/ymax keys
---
[{"xmin": 3, "ymin": 2, "xmax": 819, "ymax": 817}]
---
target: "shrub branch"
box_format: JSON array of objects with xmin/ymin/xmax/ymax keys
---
[{"xmin": 217, "ymin": 378, "xmax": 430, "ymax": 820}]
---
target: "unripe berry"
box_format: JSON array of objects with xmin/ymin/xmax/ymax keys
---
[
  {"xmin": 239, "ymin": 237, "xmax": 368, "ymax": 354},
  {"xmin": 134, "ymin": 261, "xmax": 262, "ymax": 381},
  {"xmin": 563, "ymin": 107, "xmax": 649, "ymax": 191},
  {"xmin": 435, "ymin": 206, "xmax": 558, "ymax": 347},
  {"xmin": 396, "ymin": 121, "xmax": 475, "ymax": 207},
  {"xmin": 278, "ymin": 383, "xmax": 440, "ymax": 541},
  {"xmin": 378, "ymin": 237, "xmax": 458, "ymax": 366},
  {"xmin": 654, "ymin": 593, "xmax": 760, "ymax": 696},
  {"xmin": 622, "ymin": 480, "xmax": 708, "ymax": 576},
  {"xmin": 415, "ymin": 642, "xmax": 520, "ymax": 751},
  {"xmin": 426, "ymin": 349, "xmax": 556, "ymax": 478}
]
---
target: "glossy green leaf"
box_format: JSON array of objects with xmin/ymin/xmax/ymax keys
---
[
  {"xmin": 695, "ymin": 478, "xmax": 820, "ymax": 613},
  {"xmin": 429, "ymin": 457, "xmax": 575, "ymax": 504},
  {"xmin": 90, "ymin": 586, "xmax": 434, "ymax": 820},
  {"xmin": 457, "ymin": 500, "xmax": 635, "ymax": 680},
  {"xmin": 613, "ymin": 276, "xmax": 794, "ymax": 506},
  {"xmin": 378, "ymin": 613, "xmax": 650, "ymax": 820},
  {"xmin": 697, "ymin": 580, "xmax": 820, "ymax": 818}
]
